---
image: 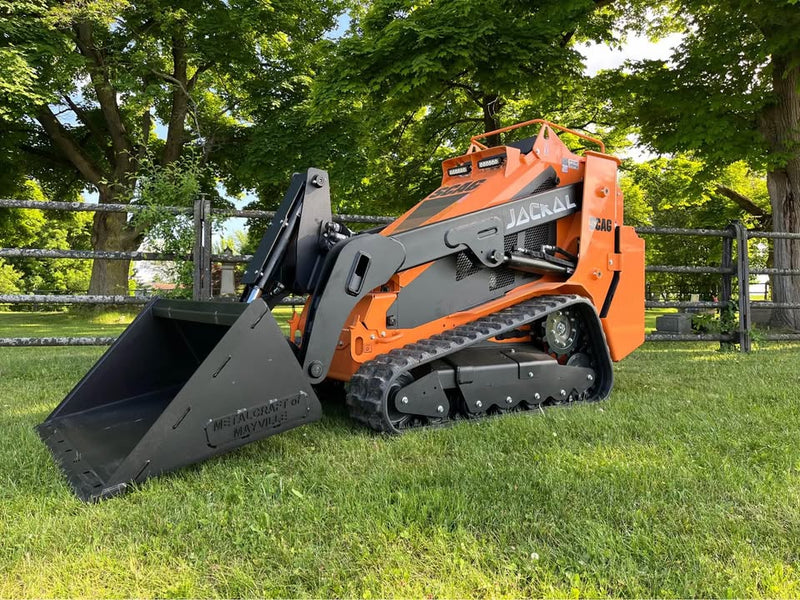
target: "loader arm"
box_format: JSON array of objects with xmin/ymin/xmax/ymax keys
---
[{"xmin": 298, "ymin": 178, "xmax": 583, "ymax": 383}]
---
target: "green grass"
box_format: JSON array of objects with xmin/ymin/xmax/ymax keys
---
[
  {"xmin": 0, "ymin": 310, "xmax": 134, "ymax": 338},
  {"xmin": 0, "ymin": 306, "xmax": 297, "ymax": 338},
  {"xmin": 1, "ymin": 311, "xmax": 799, "ymax": 597}
]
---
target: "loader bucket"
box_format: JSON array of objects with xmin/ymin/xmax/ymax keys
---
[{"xmin": 36, "ymin": 297, "xmax": 321, "ymax": 501}]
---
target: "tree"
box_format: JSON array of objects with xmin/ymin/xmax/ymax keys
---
[
  {"xmin": 286, "ymin": 0, "xmax": 647, "ymax": 221},
  {"xmin": 610, "ymin": 0, "xmax": 800, "ymax": 327},
  {"xmin": 0, "ymin": 180, "xmax": 93, "ymax": 295},
  {"xmin": 621, "ymin": 156, "xmax": 770, "ymax": 300},
  {"xmin": 316, "ymin": 0, "xmax": 644, "ymax": 136},
  {"xmin": 0, "ymin": 0, "xmax": 341, "ymax": 294}
]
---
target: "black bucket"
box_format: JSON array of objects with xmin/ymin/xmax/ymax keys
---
[{"xmin": 36, "ymin": 297, "xmax": 321, "ymax": 501}]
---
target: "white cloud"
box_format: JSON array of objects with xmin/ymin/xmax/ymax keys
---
[{"xmin": 578, "ymin": 33, "xmax": 683, "ymax": 76}]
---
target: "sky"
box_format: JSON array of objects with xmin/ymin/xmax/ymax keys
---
[{"xmin": 578, "ymin": 33, "xmax": 682, "ymax": 76}]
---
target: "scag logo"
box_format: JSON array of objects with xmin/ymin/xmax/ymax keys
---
[
  {"xmin": 429, "ymin": 179, "xmax": 486, "ymax": 198},
  {"xmin": 590, "ymin": 217, "xmax": 613, "ymax": 232}
]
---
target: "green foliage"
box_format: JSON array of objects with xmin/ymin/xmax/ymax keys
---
[
  {"xmin": 317, "ymin": 1, "xmax": 584, "ymax": 112},
  {"xmin": 314, "ymin": 0, "xmax": 649, "ymax": 126},
  {"xmin": 0, "ymin": 258, "xmax": 22, "ymax": 293},
  {"xmin": 607, "ymin": 0, "xmax": 800, "ymax": 172},
  {"xmin": 129, "ymin": 153, "xmax": 213, "ymax": 297},
  {"xmin": 621, "ymin": 155, "xmax": 769, "ymax": 299},
  {"xmin": 691, "ymin": 304, "xmax": 736, "ymax": 336},
  {"xmin": 0, "ymin": 0, "xmax": 53, "ymax": 117},
  {"xmin": 0, "ymin": 180, "xmax": 92, "ymax": 294},
  {"xmin": 134, "ymin": 153, "xmax": 206, "ymax": 209}
]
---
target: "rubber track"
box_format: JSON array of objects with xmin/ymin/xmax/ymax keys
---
[{"xmin": 346, "ymin": 294, "xmax": 604, "ymax": 433}]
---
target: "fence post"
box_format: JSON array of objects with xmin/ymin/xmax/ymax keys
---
[
  {"xmin": 202, "ymin": 195, "xmax": 213, "ymax": 300},
  {"xmin": 720, "ymin": 228, "xmax": 734, "ymax": 351},
  {"xmin": 192, "ymin": 196, "xmax": 212, "ymax": 301},
  {"xmin": 192, "ymin": 197, "xmax": 202, "ymax": 300},
  {"xmin": 733, "ymin": 221, "xmax": 752, "ymax": 352}
]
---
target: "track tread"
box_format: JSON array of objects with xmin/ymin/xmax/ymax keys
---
[{"xmin": 346, "ymin": 294, "xmax": 610, "ymax": 433}]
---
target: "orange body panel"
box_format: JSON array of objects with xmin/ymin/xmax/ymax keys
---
[
  {"xmin": 603, "ymin": 226, "xmax": 646, "ymax": 360},
  {"xmin": 294, "ymin": 121, "xmax": 645, "ymax": 381}
]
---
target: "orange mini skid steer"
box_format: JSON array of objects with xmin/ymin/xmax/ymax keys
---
[{"xmin": 37, "ymin": 120, "xmax": 645, "ymax": 500}]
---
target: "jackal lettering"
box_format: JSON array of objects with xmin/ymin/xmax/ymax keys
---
[{"xmin": 505, "ymin": 194, "xmax": 576, "ymax": 229}]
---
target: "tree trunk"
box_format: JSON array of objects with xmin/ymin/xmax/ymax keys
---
[
  {"xmin": 87, "ymin": 189, "xmax": 141, "ymax": 295},
  {"xmin": 482, "ymin": 95, "xmax": 502, "ymax": 147},
  {"xmin": 766, "ymin": 166, "xmax": 800, "ymax": 328},
  {"xmin": 163, "ymin": 34, "xmax": 189, "ymax": 165},
  {"xmin": 759, "ymin": 53, "xmax": 800, "ymax": 329}
]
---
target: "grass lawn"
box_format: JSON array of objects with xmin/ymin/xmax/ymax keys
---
[
  {"xmin": 0, "ymin": 309, "xmax": 799, "ymax": 597},
  {"xmin": 0, "ymin": 306, "xmax": 297, "ymax": 338}
]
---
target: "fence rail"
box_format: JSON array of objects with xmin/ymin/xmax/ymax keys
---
[
  {"xmin": 1, "ymin": 198, "xmax": 798, "ymax": 350},
  {"xmin": 637, "ymin": 220, "xmax": 800, "ymax": 349},
  {"xmin": 0, "ymin": 198, "xmax": 395, "ymax": 224}
]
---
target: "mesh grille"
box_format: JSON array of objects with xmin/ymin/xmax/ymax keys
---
[
  {"xmin": 504, "ymin": 234, "xmax": 518, "ymax": 253},
  {"xmin": 455, "ymin": 251, "xmax": 481, "ymax": 281},
  {"xmin": 490, "ymin": 268, "xmax": 516, "ymax": 290},
  {"xmin": 489, "ymin": 233, "xmax": 519, "ymax": 290},
  {"xmin": 528, "ymin": 177, "xmax": 557, "ymax": 195},
  {"xmin": 524, "ymin": 221, "xmax": 556, "ymax": 251}
]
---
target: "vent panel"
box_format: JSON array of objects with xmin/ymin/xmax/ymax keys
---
[
  {"xmin": 524, "ymin": 222, "xmax": 556, "ymax": 251},
  {"xmin": 455, "ymin": 252, "xmax": 481, "ymax": 281},
  {"xmin": 452, "ymin": 221, "xmax": 557, "ymax": 290}
]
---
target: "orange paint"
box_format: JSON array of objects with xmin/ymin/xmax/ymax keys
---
[{"xmin": 296, "ymin": 120, "xmax": 645, "ymax": 380}]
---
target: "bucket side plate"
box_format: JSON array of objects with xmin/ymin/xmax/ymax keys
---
[{"xmin": 37, "ymin": 299, "xmax": 321, "ymax": 501}]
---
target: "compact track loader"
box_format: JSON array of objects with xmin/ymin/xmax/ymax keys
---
[{"xmin": 37, "ymin": 120, "xmax": 645, "ymax": 501}]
